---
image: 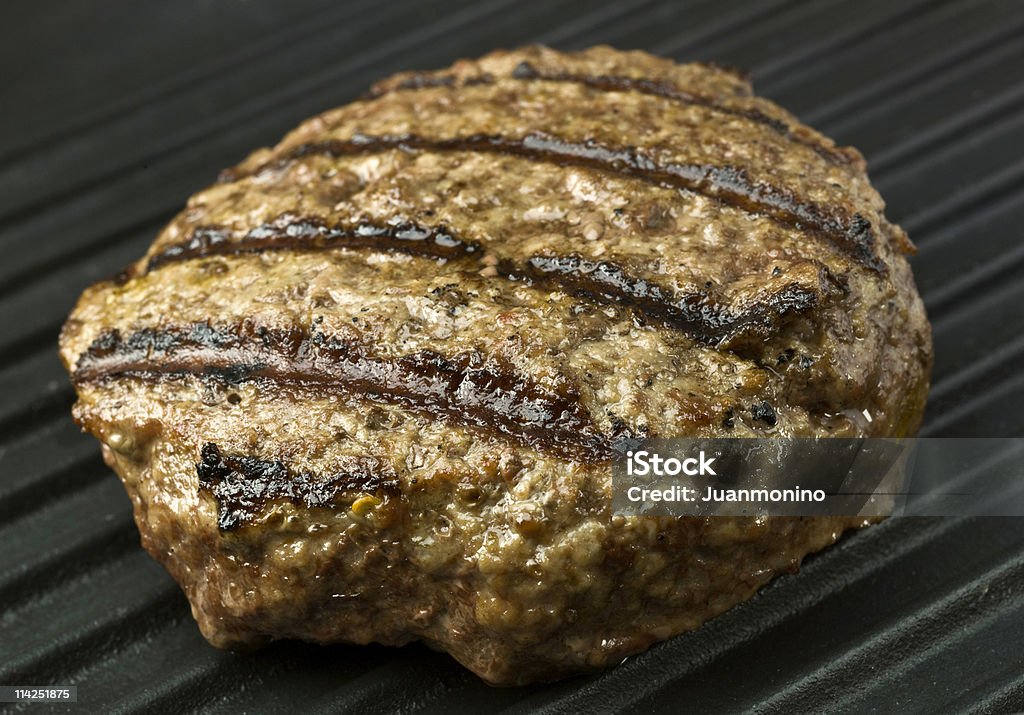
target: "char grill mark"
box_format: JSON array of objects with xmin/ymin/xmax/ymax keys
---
[
  {"xmin": 504, "ymin": 255, "xmax": 828, "ymax": 347},
  {"xmin": 74, "ymin": 323, "xmax": 616, "ymax": 463},
  {"xmin": 146, "ymin": 215, "xmax": 479, "ymax": 272},
  {"xmin": 197, "ymin": 442, "xmax": 397, "ymax": 531},
  {"xmin": 219, "ymin": 133, "xmax": 885, "ymax": 273},
  {"xmin": 365, "ymin": 61, "xmax": 856, "ymax": 167},
  {"xmin": 143, "ymin": 217, "xmax": 827, "ymax": 347}
]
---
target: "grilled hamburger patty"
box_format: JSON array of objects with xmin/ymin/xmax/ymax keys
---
[{"xmin": 59, "ymin": 45, "xmax": 932, "ymax": 685}]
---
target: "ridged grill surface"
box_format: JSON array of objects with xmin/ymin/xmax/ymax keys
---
[{"xmin": 1, "ymin": 1, "xmax": 1022, "ymax": 712}]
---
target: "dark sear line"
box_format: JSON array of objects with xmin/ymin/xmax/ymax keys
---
[
  {"xmin": 363, "ymin": 60, "xmax": 858, "ymax": 167},
  {"xmin": 501, "ymin": 255, "xmax": 831, "ymax": 348},
  {"xmin": 218, "ymin": 133, "xmax": 886, "ymax": 274},
  {"xmin": 197, "ymin": 442, "xmax": 398, "ymax": 530},
  {"xmin": 74, "ymin": 322, "xmax": 620, "ymax": 463},
  {"xmin": 141, "ymin": 215, "xmax": 830, "ymax": 347},
  {"xmin": 146, "ymin": 214, "xmax": 480, "ymax": 273}
]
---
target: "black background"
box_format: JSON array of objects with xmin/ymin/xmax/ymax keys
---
[{"xmin": 1, "ymin": 0, "xmax": 1023, "ymax": 712}]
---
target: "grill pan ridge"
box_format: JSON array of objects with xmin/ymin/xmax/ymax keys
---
[{"xmin": 1, "ymin": 0, "xmax": 1022, "ymax": 712}]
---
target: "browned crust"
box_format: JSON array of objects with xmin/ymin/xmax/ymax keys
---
[
  {"xmin": 219, "ymin": 133, "xmax": 888, "ymax": 273},
  {"xmin": 134, "ymin": 213, "xmax": 838, "ymax": 349},
  {"xmin": 146, "ymin": 215, "xmax": 480, "ymax": 273},
  {"xmin": 197, "ymin": 442, "xmax": 399, "ymax": 530},
  {"xmin": 363, "ymin": 59, "xmax": 860, "ymax": 167},
  {"xmin": 73, "ymin": 322, "xmax": 618, "ymax": 462},
  {"xmin": 495, "ymin": 254, "xmax": 837, "ymax": 349}
]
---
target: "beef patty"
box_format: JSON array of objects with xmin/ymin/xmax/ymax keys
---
[{"xmin": 59, "ymin": 45, "xmax": 932, "ymax": 685}]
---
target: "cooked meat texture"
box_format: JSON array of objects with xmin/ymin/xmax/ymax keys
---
[{"xmin": 59, "ymin": 45, "xmax": 932, "ymax": 685}]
